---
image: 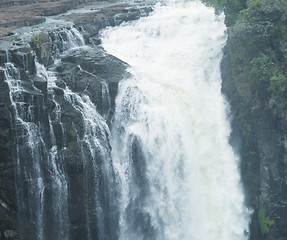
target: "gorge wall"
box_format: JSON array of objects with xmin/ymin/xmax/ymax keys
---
[{"xmin": 204, "ymin": 0, "xmax": 287, "ymax": 239}]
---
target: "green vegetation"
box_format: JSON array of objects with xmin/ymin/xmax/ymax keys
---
[
  {"xmin": 239, "ymin": 0, "xmax": 287, "ymax": 109},
  {"xmin": 258, "ymin": 208, "xmax": 275, "ymax": 235},
  {"xmin": 30, "ymin": 34, "xmax": 40, "ymax": 48},
  {"xmin": 255, "ymin": 197, "xmax": 275, "ymax": 235},
  {"xmin": 6, "ymin": 199, "xmax": 15, "ymax": 206},
  {"xmin": 239, "ymin": 0, "xmax": 261, "ymax": 20},
  {"xmin": 30, "ymin": 32, "xmax": 45, "ymax": 46},
  {"xmin": 30, "ymin": 32, "xmax": 47, "ymax": 59},
  {"xmin": 71, "ymin": 224, "xmax": 86, "ymax": 229},
  {"xmin": 14, "ymin": 36, "xmax": 21, "ymax": 41},
  {"xmin": 204, "ymin": 0, "xmax": 287, "ymax": 111},
  {"xmin": 201, "ymin": 0, "xmax": 287, "ymax": 237},
  {"xmin": 30, "ymin": 34, "xmax": 39, "ymax": 42}
]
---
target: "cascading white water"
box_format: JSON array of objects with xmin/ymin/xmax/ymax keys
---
[
  {"xmin": 4, "ymin": 24, "xmax": 95, "ymax": 240},
  {"xmin": 33, "ymin": 25, "xmax": 115, "ymax": 240},
  {"xmin": 4, "ymin": 60, "xmax": 47, "ymax": 240},
  {"xmin": 36, "ymin": 62, "xmax": 70, "ymax": 240},
  {"xmin": 101, "ymin": 1, "xmax": 251, "ymax": 239},
  {"xmin": 32, "ymin": 24, "xmax": 118, "ymax": 240}
]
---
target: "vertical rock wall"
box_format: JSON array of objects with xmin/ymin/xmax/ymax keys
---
[
  {"xmin": 221, "ymin": 19, "xmax": 287, "ymax": 240},
  {"xmin": 0, "ymin": 52, "xmax": 17, "ymax": 239}
]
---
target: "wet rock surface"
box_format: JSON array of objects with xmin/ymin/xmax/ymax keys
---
[
  {"xmin": 59, "ymin": 46, "xmax": 129, "ymax": 116},
  {"xmin": 221, "ymin": 25, "xmax": 287, "ymax": 240},
  {"xmin": 0, "ymin": 1, "xmax": 153, "ymax": 239}
]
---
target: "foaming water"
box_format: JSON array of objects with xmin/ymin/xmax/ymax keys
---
[{"xmin": 101, "ymin": 1, "xmax": 250, "ymax": 239}]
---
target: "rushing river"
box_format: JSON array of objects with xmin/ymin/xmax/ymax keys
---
[{"xmin": 101, "ymin": 1, "xmax": 250, "ymax": 239}]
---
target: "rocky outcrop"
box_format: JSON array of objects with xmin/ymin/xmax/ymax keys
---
[{"xmin": 59, "ymin": 46, "xmax": 129, "ymax": 117}]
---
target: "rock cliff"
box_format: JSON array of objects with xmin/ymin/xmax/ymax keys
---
[
  {"xmin": 0, "ymin": 2, "xmax": 152, "ymax": 239},
  {"xmin": 209, "ymin": 0, "xmax": 287, "ymax": 239}
]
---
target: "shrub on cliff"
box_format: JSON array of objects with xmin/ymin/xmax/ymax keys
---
[
  {"xmin": 238, "ymin": 0, "xmax": 287, "ymax": 109},
  {"xmin": 209, "ymin": 0, "xmax": 287, "ymax": 110}
]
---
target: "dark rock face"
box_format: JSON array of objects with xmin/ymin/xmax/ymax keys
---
[
  {"xmin": 0, "ymin": 70, "xmax": 17, "ymax": 240},
  {"xmin": 221, "ymin": 21, "xmax": 287, "ymax": 240},
  {"xmin": 210, "ymin": 0, "xmax": 287, "ymax": 238},
  {"xmin": 59, "ymin": 46, "xmax": 129, "ymax": 117},
  {"xmin": 0, "ymin": 2, "xmax": 153, "ymax": 239},
  {"xmin": 197, "ymin": 0, "xmax": 287, "ymax": 235}
]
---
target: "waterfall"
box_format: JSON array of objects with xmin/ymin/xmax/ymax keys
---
[
  {"xmin": 4, "ymin": 60, "xmax": 48, "ymax": 240},
  {"xmin": 1, "ymin": 1, "xmax": 252, "ymax": 239},
  {"xmin": 101, "ymin": 1, "xmax": 251, "ymax": 239},
  {"xmin": 3, "ymin": 25, "xmax": 84, "ymax": 239}
]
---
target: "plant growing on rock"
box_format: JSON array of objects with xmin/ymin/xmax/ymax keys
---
[
  {"xmin": 14, "ymin": 36, "xmax": 21, "ymax": 41},
  {"xmin": 30, "ymin": 34, "xmax": 40, "ymax": 48},
  {"xmin": 258, "ymin": 207, "xmax": 275, "ymax": 235}
]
